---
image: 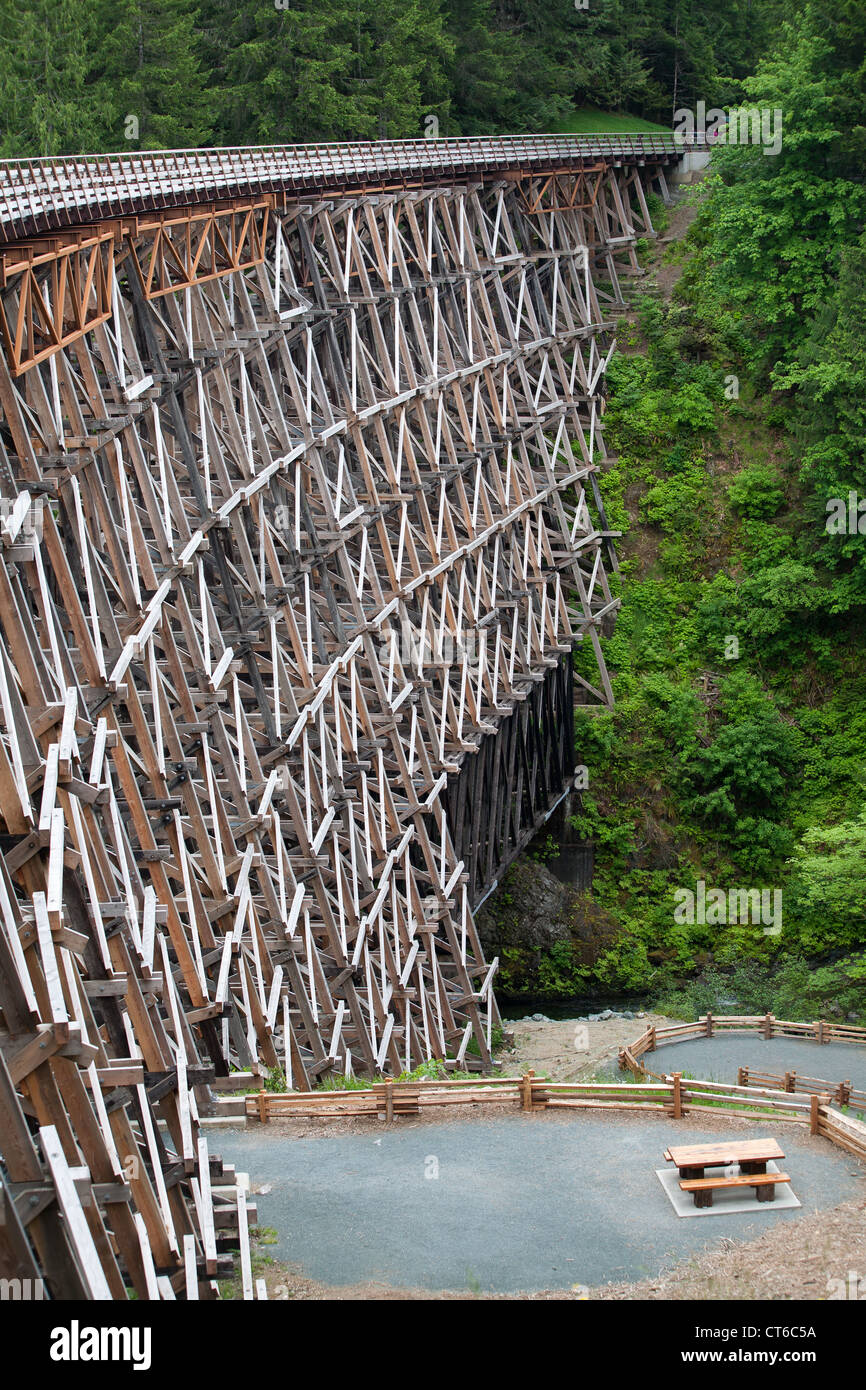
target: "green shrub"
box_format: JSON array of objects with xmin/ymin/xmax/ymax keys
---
[{"xmin": 727, "ymin": 464, "xmax": 786, "ymax": 519}]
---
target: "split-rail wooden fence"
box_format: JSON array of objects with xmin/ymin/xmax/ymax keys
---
[{"xmin": 245, "ymin": 1066, "xmax": 866, "ymax": 1165}]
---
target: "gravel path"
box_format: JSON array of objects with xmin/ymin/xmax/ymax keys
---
[{"xmin": 596, "ymin": 1035, "xmax": 866, "ymax": 1098}]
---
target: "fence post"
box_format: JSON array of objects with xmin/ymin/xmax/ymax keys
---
[
  {"xmin": 257, "ymin": 1090, "xmax": 269, "ymax": 1124},
  {"xmin": 521, "ymin": 1071, "xmax": 534, "ymax": 1111},
  {"xmin": 385, "ymin": 1078, "xmax": 394, "ymax": 1124},
  {"xmin": 648, "ymin": 1026, "xmax": 656, "ymax": 1053},
  {"xmin": 784, "ymin": 1071, "xmax": 794, "ymax": 1093},
  {"xmin": 705, "ymin": 1012, "xmax": 713, "ymax": 1038},
  {"xmin": 840, "ymin": 1080, "xmax": 851, "ymax": 1107},
  {"xmin": 818, "ymin": 1019, "xmax": 826, "ymax": 1044},
  {"xmin": 737, "ymin": 1066, "xmax": 746, "ymax": 1087},
  {"xmin": 810, "ymin": 1093, "xmax": 820, "ymax": 1135},
  {"xmin": 673, "ymin": 1071, "xmax": 682, "ymax": 1119}
]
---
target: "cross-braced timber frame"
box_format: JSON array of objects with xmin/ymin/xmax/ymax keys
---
[
  {"xmin": 444, "ymin": 648, "xmax": 578, "ymax": 907},
  {"xmin": 0, "ymin": 135, "xmax": 684, "ymax": 1299}
]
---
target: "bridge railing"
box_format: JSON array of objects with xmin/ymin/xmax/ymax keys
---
[{"xmin": 0, "ymin": 132, "xmax": 701, "ymax": 243}]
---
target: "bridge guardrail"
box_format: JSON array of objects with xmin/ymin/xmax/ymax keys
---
[{"xmin": 0, "ymin": 133, "xmax": 704, "ymax": 243}]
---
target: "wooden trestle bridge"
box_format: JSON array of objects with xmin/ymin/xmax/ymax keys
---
[{"xmin": 0, "ymin": 133, "xmax": 693, "ymax": 1297}]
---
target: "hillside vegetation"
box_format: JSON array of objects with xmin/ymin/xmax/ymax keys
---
[{"xmin": 515, "ymin": 2, "xmax": 866, "ymax": 1021}]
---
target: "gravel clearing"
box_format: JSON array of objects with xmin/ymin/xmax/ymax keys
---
[
  {"xmin": 217, "ymin": 1012, "xmax": 866, "ymax": 1299},
  {"xmin": 219, "ymin": 1105, "xmax": 866, "ymax": 1296},
  {"xmin": 240, "ymin": 1191, "xmax": 866, "ymax": 1301}
]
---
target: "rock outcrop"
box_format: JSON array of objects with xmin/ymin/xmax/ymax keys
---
[{"xmin": 476, "ymin": 857, "xmax": 622, "ymax": 997}]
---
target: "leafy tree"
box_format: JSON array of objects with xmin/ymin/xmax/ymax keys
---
[
  {"xmin": 727, "ymin": 465, "xmax": 785, "ymax": 520},
  {"xmin": 785, "ymin": 810, "xmax": 866, "ymax": 953},
  {"xmin": 779, "ymin": 235, "xmax": 866, "ymax": 608},
  {"xmin": 682, "ymin": 3, "xmax": 866, "ymax": 376}
]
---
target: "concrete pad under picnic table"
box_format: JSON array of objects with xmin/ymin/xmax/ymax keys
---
[{"xmin": 656, "ymin": 1159, "xmax": 802, "ymax": 1217}]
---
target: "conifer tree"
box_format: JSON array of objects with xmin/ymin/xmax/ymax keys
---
[
  {"xmin": 92, "ymin": 0, "xmax": 212, "ymax": 151},
  {"xmin": 0, "ymin": 0, "xmax": 105, "ymax": 155},
  {"xmin": 211, "ymin": 0, "xmax": 368, "ymax": 145}
]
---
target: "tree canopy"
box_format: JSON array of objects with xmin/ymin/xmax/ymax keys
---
[{"xmin": 0, "ymin": 0, "xmax": 789, "ymax": 154}]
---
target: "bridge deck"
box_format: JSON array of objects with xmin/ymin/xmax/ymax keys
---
[{"xmin": 0, "ymin": 133, "xmax": 696, "ymax": 243}]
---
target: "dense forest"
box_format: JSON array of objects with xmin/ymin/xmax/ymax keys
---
[
  {"xmin": 0, "ymin": 0, "xmax": 863, "ymax": 1021},
  {"xmin": 0, "ymin": 0, "xmax": 786, "ymax": 154}
]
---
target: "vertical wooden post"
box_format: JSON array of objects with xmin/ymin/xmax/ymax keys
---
[
  {"xmin": 763, "ymin": 1012, "xmax": 773, "ymax": 1040},
  {"xmin": 705, "ymin": 1012, "xmax": 713, "ymax": 1038},
  {"xmin": 810, "ymin": 1092, "xmax": 820, "ymax": 1136},
  {"xmin": 737, "ymin": 1066, "xmax": 746, "ymax": 1087},
  {"xmin": 672, "ymin": 1071, "xmax": 682, "ymax": 1119},
  {"xmin": 784, "ymin": 1071, "xmax": 794, "ymax": 1093},
  {"xmin": 648, "ymin": 1026, "xmax": 656, "ymax": 1053},
  {"xmin": 521, "ymin": 1070, "xmax": 534, "ymax": 1111},
  {"xmin": 385, "ymin": 1078, "xmax": 394, "ymax": 1124},
  {"xmin": 257, "ymin": 1090, "xmax": 269, "ymax": 1124},
  {"xmin": 840, "ymin": 1081, "xmax": 851, "ymax": 1107}
]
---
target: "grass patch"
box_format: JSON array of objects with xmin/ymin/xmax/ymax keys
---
[
  {"xmin": 317, "ymin": 1073, "xmax": 374, "ymax": 1091},
  {"xmin": 550, "ymin": 106, "xmax": 670, "ymax": 135},
  {"xmin": 314, "ymin": 1058, "xmax": 483, "ymax": 1089},
  {"xmin": 218, "ymin": 1227, "xmax": 279, "ymax": 1301}
]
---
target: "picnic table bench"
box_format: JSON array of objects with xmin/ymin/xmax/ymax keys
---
[{"xmin": 663, "ymin": 1138, "xmax": 789, "ymax": 1208}]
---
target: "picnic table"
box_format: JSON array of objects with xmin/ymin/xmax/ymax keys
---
[{"xmin": 663, "ymin": 1138, "xmax": 789, "ymax": 1208}]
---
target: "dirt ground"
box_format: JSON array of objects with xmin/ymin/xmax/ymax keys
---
[
  {"xmin": 497, "ymin": 1011, "xmax": 677, "ymax": 1082},
  {"xmin": 651, "ymin": 187, "xmax": 702, "ymax": 300},
  {"xmin": 598, "ymin": 1196, "xmax": 866, "ymax": 1300}
]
